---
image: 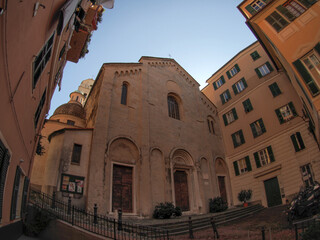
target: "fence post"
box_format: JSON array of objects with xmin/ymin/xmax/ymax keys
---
[
  {"xmin": 210, "ymin": 217, "xmax": 219, "ymax": 239},
  {"xmin": 295, "ymin": 224, "xmax": 298, "ymax": 240},
  {"xmin": 188, "ymin": 216, "xmax": 194, "ymax": 239},
  {"xmin": 72, "ymin": 206, "xmax": 74, "ymax": 226},
  {"xmin": 67, "ymin": 196, "xmax": 71, "ymax": 215},
  {"xmin": 118, "ymin": 209, "xmax": 123, "ymax": 231},
  {"xmin": 94, "ymin": 203, "xmax": 98, "ymax": 224},
  {"xmin": 261, "ymin": 226, "xmax": 265, "ymax": 240},
  {"xmin": 51, "ymin": 191, "xmax": 56, "ymax": 209},
  {"xmin": 113, "ymin": 218, "xmax": 117, "ymax": 240}
]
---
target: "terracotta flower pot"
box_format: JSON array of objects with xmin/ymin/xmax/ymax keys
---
[{"xmin": 243, "ymin": 202, "xmax": 248, "ymax": 207}]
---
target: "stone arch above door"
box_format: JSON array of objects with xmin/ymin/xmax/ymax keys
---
[{"xmin": 108, "ymin": 137, "xmax": 140, "ymax": 165}]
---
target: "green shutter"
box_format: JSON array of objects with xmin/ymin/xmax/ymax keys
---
[
  {"xmin": 291, "ymin": 134, "xmax": 300, "ymax": 152},
  {"xmin": 232, "ymin": 84, "xmax": 238, "ymax": 95},
  {"xmin": 245, "ymin": 156, "xmax": 252, "ymax": 172},
  {"xmin": 297, "ymin": 0, "xmax": 316, "ymax": 8},
  {"xmin": 260, "ymin": 119, "xmax": 266, "ymax": 133},
  {"xmin": 226, "ymin": 89, "xmax": 231, "ymax": 100},
  {"xmin": 293, "ymin": 60, "xmax": 314, "ymax": 84},
  {"xmin": 275, "ymin": 108, "xmax": 284, "ymax": 124},
  {"xmin": 255, "ymin": 68, "xmax": 263, "ymax": 78},
  {"xmin": 221, "ymin": 76, "xmax": 225, "ymax": 84},
  {"xmin": 254, "ymin": 152, "xmax": 261, "ymax": 168},
  {"xmin": 233, "ymin": 161, "xmax": 240, "ymax": 176},
  {"xmin": 220, "ymin": 94, "xmax": 225, "ymax": 104},
  {"xmin": 245, "ymin": 5, "xmax": 257, "ymax": 15},
  {"xmin": 288, "ymin": 102, "xmax": 297, "ymax": 116},
  {"xmin": 0, "ymin": 141, "xmax": 10, "ymax": 220},
  {"xmin": 240, "ymin": 130, "xmax": 245, "ymax": 144},
  {"xmin": 269, "ymin": 84, "xmax": 276, "ymax": 97},
  {"xmin": 235, "ymin": 64, "xmax": 240, "ymax": 72},
  {"xmin": 213, "ymin": 82, "xmax": 217, "ymax": 90},
  {"xmin": 242, "ymin": 78, "xmax": 248, "ymax": 88},
  {"xmin": 232, "ymin": 108, "xmax": 238, "ymax": 120},
  {"xmin": 267, "ymin": 146, "xmax": 275, "ymax": 162},
  {"xmin": 276, "ymin": 5, "xmax": 296, "ymax": 22},
  {"xmin": 222, "ymin": 114, "xmax": 228, "ymax": 126},
  {"xmin": 21, "ymin": 177, "xmax": 30, "ymax": 216},
  {"xmin": 243, "ymin": 99, "xmax": 253, "ymax": 113},
  {"xmin": 296, "ymin": 132, "xmax": 305, "ymax": 150},
  {"xmin": 11, "ymin": 167, "xmax": 21, "ymax": 220},
  {"xmin": 314, "ymin": 43, "xmax": 320, "ymax": 55},
  {"xmin": 226, "ymin": 71, "xmax": 231, "ymax": 79},
  {"xmin": 232, "ymin": 133, "xmax": 238, "ymax": 148},
  {"xmin": 266, "ymin": 61, "xmax": 274, "ymax": 72},
  {"xmin": 250, "ymin": 122, "xmax": 257, "ymax": 138}
]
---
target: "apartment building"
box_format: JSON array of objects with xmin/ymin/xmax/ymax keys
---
[{"xmin": 202, "ymin": 41, "xmax": 320, "ymax": 207}]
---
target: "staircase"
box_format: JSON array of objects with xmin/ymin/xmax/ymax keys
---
[{"xmin": 147, "ymin": 204, "xmax": 264, "ymax": 236}]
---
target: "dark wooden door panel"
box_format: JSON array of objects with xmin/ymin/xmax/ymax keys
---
[
  {"xmin": 174, "ymin": 171, "xmax": 190, "ymax": 211},
  {"xmin": 264, "ymin": 177, "xmax": 282, "ymax": 207},
  {"xmin": 218, "ymin": 176, "xmax": 227, "ymax": 203}
]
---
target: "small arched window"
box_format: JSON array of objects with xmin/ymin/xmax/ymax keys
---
[
  {"xmin": 207, "ymin": 117, "xmax": 215, "ymax": 134},
  {"xmin": 121, "ymin": 82, "xmax": 128, "ymax": 105},
  {"xmin": 168, "ymin": 95, "xmax": 180, "ymax": 120}
]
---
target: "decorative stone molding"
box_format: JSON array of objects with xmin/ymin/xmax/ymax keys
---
[{"xmin": 114, "ymin": 68, "xmax": 141, "ymax": 77}]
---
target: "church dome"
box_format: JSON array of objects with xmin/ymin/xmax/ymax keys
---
[{"xmin": 52, "ymin": 103, "xmax": 86, "ymax": 119}]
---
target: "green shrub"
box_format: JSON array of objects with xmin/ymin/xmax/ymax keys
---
[
  {"xmin": 300, "ymin": 223, "xmax": 320, "ymax": 240},
  {"xmin": 153, "ymin": 202, "xmax": 182, "ymax": 219},
  {"xmin": 24, "ymin": 207, "xmax": 55, "ymax": 236},
  {"xmin": 238, "ymin": 189, "xmax": 252, "ymax": 203},
  {"xmin": 209, "ymin": 197, "xmax": 228, "ymax": 213}
]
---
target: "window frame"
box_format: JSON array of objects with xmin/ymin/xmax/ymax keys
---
[
  {"xmin": 121, "ymin": 82, "xmax": 128, "ymax": 105},
  {"xmin": 222, "ymin": 108, "xmax": 238, "ymax": 126},
  {"xmin": 220, "ymin": 89, "xmax": 231, "ymax": 104},
  {"xmin": 242, "ymin": 98, "xmax": 253, "ymax": 113},
  {"xmin": 71, "ymin": 143, "xmax": 82, "ymax": 165},
  {"xmin": 231, "ymin": 130, "xmax": 245, "ymax": 148},
  {"xmin": 250, "ymin": 118, "xmax": 266, "ymax": 138},
  {"xmin": 0, "ymin": 139, "xmax": 10, "ymax": 221},
  {"xmin": 290, "ymin": 132, "xmax": 305, "ymax": 152},
  {"xmin": 250, "ymin": 51, "xmax": 261, "ymax": 61},
  {"xmin": 226, "ymin": 64, "xmax": 240, "ymax": 79},
  {"xmin": 213, "ymin": 76, "xmax": 225, "ymax": 90},
  {"xmin": 167, "ymin": 95, "xmax": 180, "ymax": 120},
  {"xmin": 265, "ymin": 11, "xmax": 289, "ymax": 32},
  {"xmin": 255, "ymin": 62, "xmax": 274, "ymax": 78},
  {"xmin": 207, "ymin": 117, "xmax": 215, "ymax": 134},
  {"xmin": 300, "ymin": 163, "xmax": 314, "ymax": 187},
  {"xmin": 233, "ymin": 156, "xmax": 252, "ymax": 176},
  {"xmin": 254, "ymin": 146, "xmax": 275, "ymax": 168},
  {"xmin": 34, "ymin": 89, "xmax": 47, "ymax": 129},
  {"xmin": 275, "ymin": 102, "xmax": 297, "ymax": 124},
  {"xmin": 269, "ymin": 82, "xmax": 282, "ymax": 97},
  {"xmin": 232, "ymin": 78, "xmax": 248, "ymax": 95}
]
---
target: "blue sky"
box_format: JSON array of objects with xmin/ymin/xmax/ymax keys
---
[{"xmin": 49, "ymin": 0, "xmax": 256, "ymax": 116}]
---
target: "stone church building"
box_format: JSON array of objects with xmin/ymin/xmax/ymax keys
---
[{"xmin": 31, "ymin": 57, "xmax": 229, "ymax": 218}]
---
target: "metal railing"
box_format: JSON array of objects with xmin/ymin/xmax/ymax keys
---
[
  {"xmin": 293, "ymin": 218, "xmax": 319, "ymax": 240},
  {"xmin": 29, "ymin": 189, "xmax": 169, "ymax": 240}
]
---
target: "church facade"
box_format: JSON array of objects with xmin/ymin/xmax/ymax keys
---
[{"xmin": 31, "ymin": 57, "xmax": 228, "ymax": 218}]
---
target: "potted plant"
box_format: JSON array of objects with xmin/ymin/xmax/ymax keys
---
[{"xmin": 238, "ymin": 189, "xmax": 252, "ymax": 207}]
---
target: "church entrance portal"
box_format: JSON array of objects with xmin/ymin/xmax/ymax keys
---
[
  {"xmin": 112, "ymin": 164, "xmax": 133, "ymax": 213},
  {"xmin": 174, "ymin": 170, "xmax": 190, "ymax": 211},
  {"xmin": 218, "ymin": 176, "xmax": 227, "ymax": 202}
]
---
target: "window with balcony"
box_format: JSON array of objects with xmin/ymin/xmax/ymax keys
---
[
  {"xmin": 220, "ymin": 89, "xmax": 231, "ymax": 104},
  {"xmin": 254, "ymin": 146, "xmax": 275, "ymax": 168},
  {"xmin": 213, "ymin": 76, "xmax": 225, "ymax": 90},
  {"xmin": 233, "ymin": 156, "xmax": 252, "ymax": 176},
  {"xmin": 255, "ymin": 62, "xmax": 274, "ymax": 78},
  {"xmin": 231, "ymin": 130, "xmax": 245, "ymax": 148},
  {"xmin": 222, "ymin": 108, "xmax": 238, "ymax": 126},
  {"xmin": 275, "ymin": 102, "xmax": 297, "ymax": 124},
  {"xmin": 232, "ymin": 78, "xmax": 247, "ymax": 95}
]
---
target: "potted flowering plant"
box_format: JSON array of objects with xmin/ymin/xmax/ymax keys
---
[{"xmin": 238, "ymin": 189, "xmax": 252, "ymax": 207}]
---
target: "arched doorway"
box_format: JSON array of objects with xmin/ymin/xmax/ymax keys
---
[{"xmin": 214, "ymin": 158, "xmax": 231, "ymax": 205}]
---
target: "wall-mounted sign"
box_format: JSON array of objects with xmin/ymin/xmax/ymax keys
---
[{"xmin": 60, "ymin": 174, "xmax": 85, "ymax": 195}]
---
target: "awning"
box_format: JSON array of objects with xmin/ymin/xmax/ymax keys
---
[{"xmin": 57, "ymin": 0, "xmax": 81, "ymax": 35}]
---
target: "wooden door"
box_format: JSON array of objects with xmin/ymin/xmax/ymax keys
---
[
  {"xmin": 264, "ymin": 177, "xmax": 282, "ymax": 207},
  {"xmin": 174, "ymin": 170, "xmax": 189, "ymax": 211},
  {"xmin": 218, "ymin": 176, "xmax": 227, "ymax": 203},
  {"xmin": 112, "ymin": 165, "xmax": 133, "ymax": 213}
]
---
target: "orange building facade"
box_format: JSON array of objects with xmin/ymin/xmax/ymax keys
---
[
  {"xmin": 238, "ymin": 0, "xmax": 320, "ymax": 144},
  {"xmin": 0, "ymin": 1, "xmax": 104, "ymax": 238}
]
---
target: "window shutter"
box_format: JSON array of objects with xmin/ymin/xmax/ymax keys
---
[
  {"xmin": 240, "ymin": 130, "xmax": 245, "ymax": 144},
  {"xmin": 276, "ymin": 5, "xmax": 296, "ymax": 22},
  {"xmin": 221, "ymin": 76, "xmax": 225, "ymax": 84},
  {"xmin": 226, "ymin": 90, "xmax": 231, "ymax": 99},
  {"xmin": 213, "ymin": 82, "xmax": 217, "ymax": 90},
  {"xmin": 263, "ymin": 0, "xmax": 272, "ymax": 3},
  {"xmin": 269, "ymin": 84, "xmax": 276, "ymax": 97},
  {"xmin": 232, "ymin": 84, "xmax": 238, "ymax": 95},
  {"xmin": 0, "ymin": 142, "xmax": 10, "ymax": 220},
  {"xmin": 235, "ymin": 64, "xmax": 240, "ymax": 72},
  {"xmin": 10, "ymin": 167, "xmax": 21, "ymax": 220},
  {"xmin": 254, "ymin": 152, "xmax": 261, "ymax": 168},
  {"xmin": 250, "ymin": 123, "xmax": 257, "ymax": 138},
  {"xmin": 266, "ymin": 61, "xmax": 274, "ymax": 72},
  {"xmin": 226, "ymin": 71, "xmax": 231, "ymax": 79},
  {"xmin": 275, "ymin": 108, "xmax": 284, "ymax": 124},
  {"xmin": 260, "ymin": 119, "xmax": 266, "ymax": 133},
  {"xmin": 293, "ymin": 60, "xmax": 314, "ymax": 84},
  {"xmin": 314, "ymin": 43, "xmax": 320, "ymax": 55},
  {"xmin": 233, "ymin": 161, "xmax": 240, "ymax": 176},
  {"xmin": 245, "ymin": 5, "xmax": 257, "ymax": 14},
  {"xmin": 297, "ymin": 0, "xmax": 315, "ymax": 8},
  {"xmin": 291, "ymin": 134, "xmax": 300, "ymax": 152},
  {"xmin": 255, "ymin": 68, "xmax": 263, "ymax": 78},
  {"xmin": 232, "ymin": 134, "xmax": 238, "ymax": 148},
  {"xmin": 245, "ymin": 156, "xmax": 252, "ymax": 172},
  {"xmin": 20, "ymin": 177, "xmax": 29, "ymax": 216},
  {"xmin": 296, "ymin": 132, "xmax": 305, "ymax": 150},
  {"xmin": 242, "ymin": 78, "xmax": 248, "ymax": 88},
  {"xmin": 243, "ymin": 99, "xmax": 253, "ymax": 112},
  {"xmin": 220, "ymin": 94, "xmax": 225, "ymax": 104},
  {"xmin": 288, "ymin": 102, "xmax": 297, "ymax": 116},
  {"xmin": 222, "ymin": 114, "xmax": 228, "ymax": 126},
  {"xmin": 267, "ymin": 146, "xmax": 275, "ymax": 162},
  {"xmin": 232, "ymin": 108, "xmax": 238, "ymax": 120}
]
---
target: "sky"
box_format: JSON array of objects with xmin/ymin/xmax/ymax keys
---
[{"xmin": 48, "ymin": 0, "xmax": 256, "ymax": 116}]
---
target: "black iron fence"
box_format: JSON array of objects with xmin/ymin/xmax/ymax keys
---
[
  {"xmin": 29, "ymin": 189, "xmax": 169, "ymax": 240},
  {"xmin": 293, "ymin": 218, "xmax": 319, "ymax": 240}
]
